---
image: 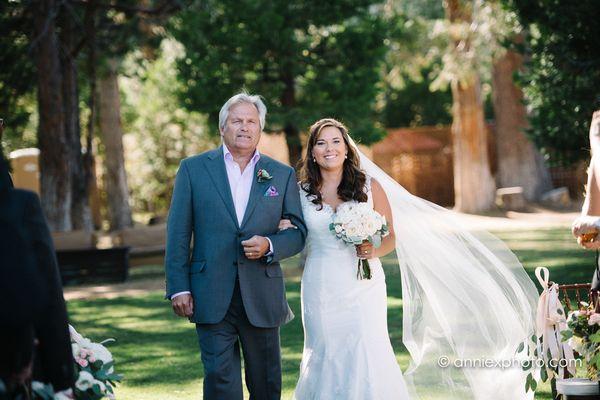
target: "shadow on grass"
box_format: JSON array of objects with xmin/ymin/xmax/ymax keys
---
[
  {"xmin": 68, "ymin": 226, "xmax": 584, "ymax": 399},
  {"xmin": 68, "ymin": 294, "xmax": 203, "ymax": 386}
]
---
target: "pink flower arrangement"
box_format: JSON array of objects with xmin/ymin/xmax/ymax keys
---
[{"xmin": 69, "ymin": 325, "xmax": 122, "ymax": 399}]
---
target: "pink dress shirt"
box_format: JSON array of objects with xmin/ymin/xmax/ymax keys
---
[{"xmin": 223, "ymin": 144, "xmax": 261, "ymax": 225}]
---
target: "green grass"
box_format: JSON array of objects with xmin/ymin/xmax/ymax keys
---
[{"xmin": 67, "ymin": 225, "xmax": 594, "ymax": 399}]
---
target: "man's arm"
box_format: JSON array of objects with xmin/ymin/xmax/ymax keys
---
[
  {"xmin": 165, "ymin": 160, "xmax": 194, "ymax": 299},
  {"xmin": 266, "ymin": 168, "xmax": 307, "ymax": 263}
]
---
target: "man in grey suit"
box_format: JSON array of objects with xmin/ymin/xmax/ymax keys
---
[{"xmin": 165, "ymin": 92, "xmax": 307, "ymax": 400}]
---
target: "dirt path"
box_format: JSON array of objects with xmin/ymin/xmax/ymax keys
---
[
  {"xmin": 457, "ymin": 206, "xmax": 579, "ymax": 231},
  {"xmin": 64, "ymin": 277, "xmax": 165, "ymax": 301}
]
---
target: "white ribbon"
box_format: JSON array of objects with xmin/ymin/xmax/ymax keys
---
[{"xmin": 534, "ymin": 267, "xmax": 576, "ymax": 378}]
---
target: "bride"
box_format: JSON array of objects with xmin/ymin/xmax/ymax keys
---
[{"xmin": 283, "ymin": 118, "xmax": 539, "ymax": 400}]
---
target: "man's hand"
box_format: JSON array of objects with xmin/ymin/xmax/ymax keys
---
[
  {"xmin": 171, "ymin": 293, "xmax": 194, "ymax": 317},
  {"xmin": 242, "ymin": 235, "xmax": 270, "ymax": 260}
]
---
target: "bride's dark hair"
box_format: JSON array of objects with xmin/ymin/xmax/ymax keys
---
[{"xmin": 299, "ymin": 118, "xmax": 367, "ymax": 209}]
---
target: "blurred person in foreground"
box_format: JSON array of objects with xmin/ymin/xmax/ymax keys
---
[
  {"xmin": 0, "ymin": 134, "xmax": 74, "ymax": 397},
  {"xmin": 572, "ymin": 110, "xmax": 600, "ymax": 289}
]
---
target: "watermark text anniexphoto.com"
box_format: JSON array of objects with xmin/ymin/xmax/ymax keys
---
[{"xmin": 437, "ymin": 356, "xmax": 582, "ymax": 370}]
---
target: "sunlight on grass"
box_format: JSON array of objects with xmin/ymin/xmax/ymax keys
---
[{"xmin": 67, "ymin": 225, "xmax": 588, "ymax": 399}]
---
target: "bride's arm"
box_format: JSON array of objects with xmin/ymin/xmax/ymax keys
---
[{"xmin": 371, "ymin": 178, "xmax": 396, "ymax": 258}]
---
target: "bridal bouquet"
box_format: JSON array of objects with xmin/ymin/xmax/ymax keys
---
[
  {"xmin": 329, "ymin": 202, "xmax": 389, "ymax": 279},
  {"xmin": 69, "ymin": 325, "xmax": 122, "ymax": 399}
]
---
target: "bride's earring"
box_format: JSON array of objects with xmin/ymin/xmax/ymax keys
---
[
  {"xmin": 345, "ymin": 154, "xmax": 348, "ymax": 159},
  {"xmin": 313, "ymin": 156, "xmax": 316, "ymax": 162}
]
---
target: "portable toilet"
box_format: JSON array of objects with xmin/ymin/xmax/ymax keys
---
[{"xmin": 9, "ymin": 148, "xmax": 40, "ymax": 194}]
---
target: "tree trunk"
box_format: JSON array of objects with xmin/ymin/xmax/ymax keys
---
[
  {"xmin": 97, "ymin": 59, "xmax": 133, "ymax": 230},
  {"xmin": 492, "ymin": 48, "xmax": 553, "ymax": 201},
  {"xmin": 60, "ymin": 10, "xmax": 93, "ymax": 231},
  {"xmin": 285, "ymin": 124, "xmax": 303, "ymax": 170},
  {"xmin": 281, "ymin": 69, "xmax": 303, "ymax": 169},
  {"xmin": 33, "ymin": 0, "xmax": 72, "ymax": 231},
  {"xmin": 450, "ymin": 79, "xmax": 496, "ymax": 212},
  {"xmin": 445, "ymin": 0, "xmax": 496, "ymax": 213}
]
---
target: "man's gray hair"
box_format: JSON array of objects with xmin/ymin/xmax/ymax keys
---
[{"xmin": 219, "ymin": 92, "xmax": 267, "ymax": 131}]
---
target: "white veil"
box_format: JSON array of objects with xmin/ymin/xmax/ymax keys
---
[{"xmin": 356, "ymin": 147, "xmax": 539, "ymax": 399}]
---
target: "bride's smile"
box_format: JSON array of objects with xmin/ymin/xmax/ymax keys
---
[{"xmin": 312, "ymin": 126, "xmax": 348, "ymax": 170}]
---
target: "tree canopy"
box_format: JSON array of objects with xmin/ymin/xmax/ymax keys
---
[
  {"xmin": 505, "ymin": 0, "xmax": 600, "ymax": 166},
  {"xmin": 170, "ymin": 0, "xmax": 391, "ymax": 166}
]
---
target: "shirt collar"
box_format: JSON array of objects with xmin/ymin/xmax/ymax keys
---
[{"xmin": 223, "ymin": 143, "xmax": 261, "ymax": 164}]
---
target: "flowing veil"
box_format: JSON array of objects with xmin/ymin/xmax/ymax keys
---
[{"xmin": 355, "ymin": 145, "xmax": 539, "ymax": 399}]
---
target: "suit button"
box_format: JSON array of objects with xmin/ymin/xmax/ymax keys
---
[
  {"xmin": 233, "ymin": 261, "xmax": 238, "ymax": 266},
  {"xmin": 237, "ymin": 232, "xmax": 243, "ymax": 238}
]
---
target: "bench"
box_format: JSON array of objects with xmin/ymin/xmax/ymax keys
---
[
  {"xmin": 52, "ymin": 230, "xmax": 130, "ymax": 286},
  {"xmin": 56, "ymin": 246, "xmax": 130, "ymax": 286}
]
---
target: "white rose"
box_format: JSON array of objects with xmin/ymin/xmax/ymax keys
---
[
  {"xmin": 567, "ymin": 336, "xmax": 584, "ymax": 354},
  {"xmin": 339, "ymin": 213, "xmax": 351, "ymax": 225},
  {"xmin": 355, "ymin": 226, "xmax": 368, "ymax": 238},
  {"xmin": 346, "ymin": 226, "xmax": 357, "ymax": 237},
  {"xmin": 334, "ymin": 225, "xmax": 343, "ymax": 234},
  {"xmin": 76, "ymin": 371, "xmax": 95, "ymax": 391}
]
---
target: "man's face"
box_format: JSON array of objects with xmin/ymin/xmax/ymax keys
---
[{"xmin": 220, "ymin": 102, "xmax": 261, "ymax": 154}]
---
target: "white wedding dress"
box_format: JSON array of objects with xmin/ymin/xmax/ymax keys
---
[{"xmin": 293, "ymin": 177, "xmax": 410, "ymax": 400}]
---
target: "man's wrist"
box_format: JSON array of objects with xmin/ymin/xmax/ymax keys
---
[
  {"xmin": 264, "ymin": 237, "xmax": 274, "ymax": 256},
  {"xmin": 171, "ymin": 291, "xmax": 191, "ymax": 300}
]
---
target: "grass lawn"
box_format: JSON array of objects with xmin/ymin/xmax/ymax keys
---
[{"xmin": 67, "ymin": 225, "xmax": 596, "ymax": 399}]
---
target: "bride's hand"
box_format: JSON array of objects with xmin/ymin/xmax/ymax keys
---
[
  {"xmin": 572, "ymin": 215, "xmax": 600, "ymax": 236},
  {"xmin": 356, "ymin": 241, "xmax": 374, "ymax": 259},
  {"xmin": 278, "ymin": 219, "xmax": 297, "ymax": 231},
  {"xmin": 572, "ymin": 216, "xmax": 600, "ymax": 249}
]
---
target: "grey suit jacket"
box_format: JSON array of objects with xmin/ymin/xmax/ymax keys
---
[{"xmin": 165, "ymin": 146, "xmax": 307, "ymax": 328}]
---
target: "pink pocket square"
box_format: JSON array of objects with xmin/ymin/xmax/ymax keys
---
[{"xmin": 264, "ymin": 186, "xmax": 279, "ymax": 197}]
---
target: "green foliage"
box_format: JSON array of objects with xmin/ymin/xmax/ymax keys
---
[
  {"xmin": 381, "ymin": 2, "xmax": 456, "ymax": 127},
  {"xmin": 383, "ymin": 67, "xmax": 452, "ymax": 127},
  {"xmin": 0, "ymin": 3, "xmax": 36, "ymax": 150},
  {"xmin": 169, "ymin": 0, "xmax": 389, "ymax": 144},
  {"xmin": 0, "ymin": 1, "xmax": 173, "ymax": 153},
  {"xmin": 505, "ymin": 0, "xmax": 600, "ymax": 166},
  {"xmin": 120, "ymin": 40, "xmax": 217, "ymax": 214}
]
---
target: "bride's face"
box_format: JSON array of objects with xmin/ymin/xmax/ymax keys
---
[{"xmin": 312, "ymin": 126, "xmax": 348, "ymax": 171}]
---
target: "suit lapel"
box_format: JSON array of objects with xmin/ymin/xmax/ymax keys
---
[
  {"xmin": 204, "ymin": 147, "xmax": 239, "ymax": 228},
  {"xmin": 241, "ymin": 157, "xmax": 271, "ymax": 229}
]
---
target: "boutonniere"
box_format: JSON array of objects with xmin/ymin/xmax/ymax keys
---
[{"xmin": 257, "ymin": 168, "xmax": 273, "ymax": 183}]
